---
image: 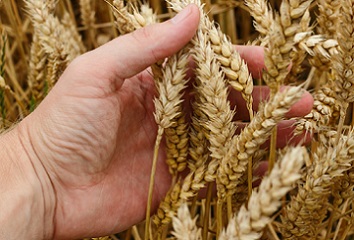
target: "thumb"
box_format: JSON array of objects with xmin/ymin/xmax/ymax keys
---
[{"xmin": 75, "ymin": 4, "xmax": 200, "ymax": 85}]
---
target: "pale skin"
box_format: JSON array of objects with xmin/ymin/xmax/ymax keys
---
[{"xmin": 0, "ymin": 4, "xmax": 313, "ymax": 240}]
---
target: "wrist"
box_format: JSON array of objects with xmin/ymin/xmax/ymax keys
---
[{"xmin": 0, "ymin": 121, "xmax": 56, "ymax": 239}]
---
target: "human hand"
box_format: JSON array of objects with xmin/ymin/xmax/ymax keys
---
[{"xmin": 0, "ymin": 4, "xmax": 313, "ymax": 240}]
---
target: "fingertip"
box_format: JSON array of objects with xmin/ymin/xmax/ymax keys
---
[
  {"xmin": 171, "ymin": 4, "xmax": 200, "ymax": 28},
  {"xmin": 234, "ymin": 45, "xmax": 265, "ymax": 79},
  {"xmin": 286, "ymin": 89, "xmax": 314, "ymax": 118}
]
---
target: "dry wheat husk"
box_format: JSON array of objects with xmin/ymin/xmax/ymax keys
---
[
  {"xmin": 112, "ymin": 0, "xmax": 137, "ymax": 34},
  {"xmin": 244, "ymin": 0, "xmax": 273, "ymax": 39},
  {"xmin": 219, "ymin": 146, "xmax": 305, "ymax": 240},
  {"xmin": 247, "ymin": 0, "xmax": 312, "ymax": 84},
  {"xmin": 112, "ymin": 0, "xmax": 157, "ymax": 34},
  {"xmin": 61, "ymin": 13, "xmax": 86, "ymax": 57}
]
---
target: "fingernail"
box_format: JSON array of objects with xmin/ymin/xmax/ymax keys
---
[{"xmin": 171, "ymin": 5, "xmax": 193, "ymax": 24}]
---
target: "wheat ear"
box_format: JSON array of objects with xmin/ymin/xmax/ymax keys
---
[
  {"xmin": 146, "ymin": 48, "xmax": 190, "ymax": 238},
  {"xmin": 294, "ymin": 32, "xmax": 339, "ymax": 71},
  {"xmin": 217, "ymin": 86, "xmax": 304, "ymax": 201},
  {"xmin": 244, "ymin": 0, "xmax": 273, "ymax": 38},
  {"xmin": 159, "ymin": 49, "xmax": 190, "ymax": 176},
  {"xmin": 153, "ymin": 181, "xmax": 182, "ymax": 231},
  {"xmin": 169, "ymin": 0, "xmax": 254, "ymax": 120},
  {"xmin": 332, "ymin": 0, "xmax": 354, "ymax": 143},
  {"xmin": 172, "ymin": 203, "xmax": 202, "ymax": 240},
  {"xmin": 26, "ymin": 0, "xmax": 69, "ymax": 87},
  {"xmin": 279, "ymin": 130, "xmax": 354, "ymax": 239},
  {"xmin": 295, "ymin": 82, "xmax": 341, "ymax": 135},
  {"xmin": 61, "ymin": 13, "xmax": 86, "ymax": 59},
  {"xmin": 112, "ymin": 0, "xmax": 149, "ymax": 34},
  {"xmin": 79, "ymin": 0, "xmax": 97, "ymax": 49},
  {"xmin": 316, "ymin": 0, "xmax": 341, "ymax": 37},
  {"xmin": 192, "ymin": 24, "xmax": 237, "ymax": 237},
  {"xmin": 27, "ymin": 33, "xmax": 47, "ymax": 107},
  {"xmin": 219, "ymin": 146, "xmax": 305, "ymax": 240},
  {"xmin": 192, "ymin": 20, "xmax": 236, "ymax": 184}
]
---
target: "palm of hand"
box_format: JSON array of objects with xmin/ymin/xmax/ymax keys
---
[{"xmin": 32, "ymin": 65, "xmax": 171, "ymax": 237}]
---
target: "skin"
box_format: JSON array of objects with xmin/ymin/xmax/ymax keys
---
[{"xmin": 0, "ymin": 4, "xmax": 313, "ymax": 240}]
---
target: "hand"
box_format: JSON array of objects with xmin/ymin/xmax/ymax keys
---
[{"xmin": 0, "ymin": 4, "xmax": 313, "ymax": 239}]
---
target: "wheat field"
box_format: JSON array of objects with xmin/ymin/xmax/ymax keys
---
[{"xmin": 1, "ymin": 0, "xmax": 354, "ymax": 239}]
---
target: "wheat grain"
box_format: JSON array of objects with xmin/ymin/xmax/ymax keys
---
[
  {"xmin": 26, "ymin": 0, "xmax": 70, "ymax": 87},
  {"xmin": 140, "ymin": 3, "xmax": 158, "ymax": 25},
  {"xmin": 153, "ymin": 181, "xmax": 182, "ymax": 228},
  {"xmin": 112, "ymin": 0, "xmax": 147, "ymax": 35}
]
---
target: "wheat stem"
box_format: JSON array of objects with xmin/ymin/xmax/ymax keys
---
[
  {"xmin": 202, "ymin": 183, "xmax": 213, "ymax": 240},
  {"xmin": 145, "ymin": 127, "xmax": 164, "ymax": 240}
]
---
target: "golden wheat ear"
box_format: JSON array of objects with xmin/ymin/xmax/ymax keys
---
[
  {"xmin": 280, "ymin": 129, "xmax": 354, "ymax": 239},
  {"xmin": 79, "ymin": 0, "xmax": 97, "ymax": 49},
  {"xmin": 146, "ymin": 47, "xmax": 191, "ymax": 239},
  {"xmin": 220, "ymin": 146, "xmax": 306, "ymax": 240},
  {"xmin": 171, "ymin": 203, "xmax": 202, "ymax": 240}
]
